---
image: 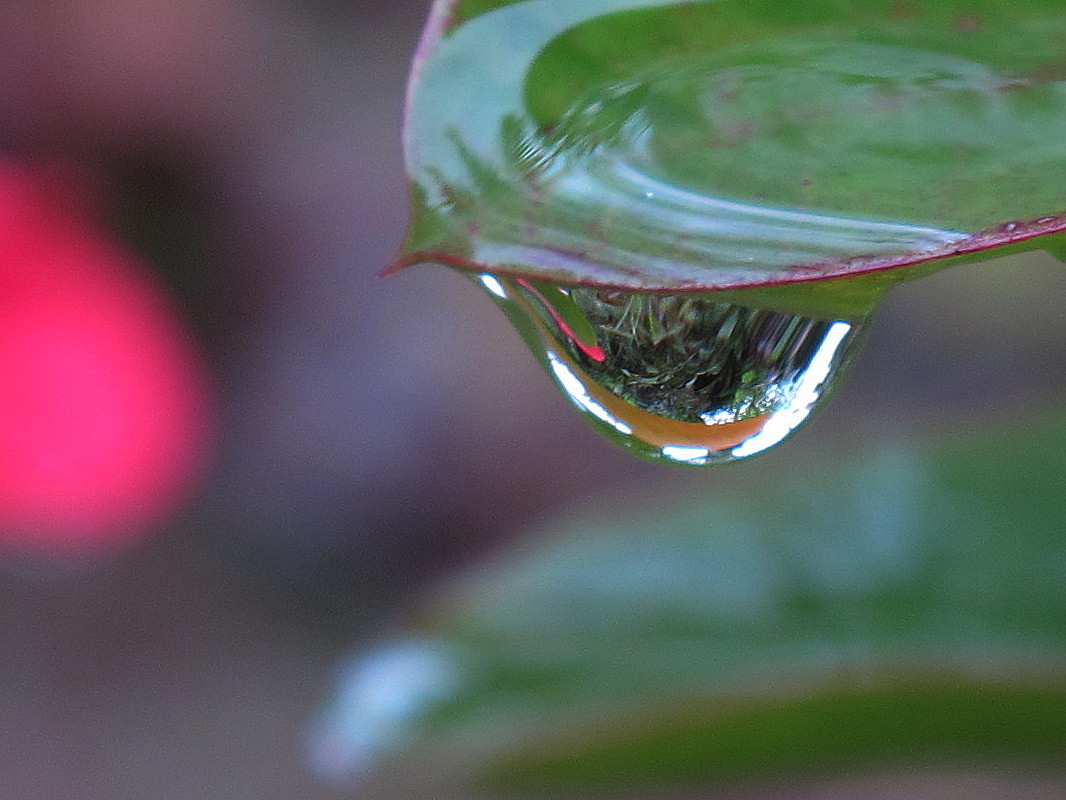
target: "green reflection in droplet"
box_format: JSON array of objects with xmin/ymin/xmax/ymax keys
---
[{"xmin": 476, "ymin": 273, "xmax": 869, "ymax": 465}]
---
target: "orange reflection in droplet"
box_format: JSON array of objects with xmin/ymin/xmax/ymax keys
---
[{"xmin": 511, "ymin": 281, "xmax": 768, "ymax": 455}]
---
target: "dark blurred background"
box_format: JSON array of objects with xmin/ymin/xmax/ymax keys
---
[{"xmin": 2, "ymin": 2, "xmax": 1066, "ymax": 798}]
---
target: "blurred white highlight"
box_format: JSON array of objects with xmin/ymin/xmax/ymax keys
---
[{"xmin": 305, "ymin": 639, "xmax": 463, "ymax": 783}]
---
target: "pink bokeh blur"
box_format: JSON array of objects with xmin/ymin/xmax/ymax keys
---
[{"xmin": 0, "ymin": 162, "xmax": 211, "ymax": 555}]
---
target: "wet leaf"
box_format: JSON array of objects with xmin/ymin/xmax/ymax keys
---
[{"xmin": 395, "ymin": 0, "xmax": 1066, "ymax": 293}]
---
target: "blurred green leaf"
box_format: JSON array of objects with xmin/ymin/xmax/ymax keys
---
[
  {"xmin": 313, "ymin": 407, "xmax": 1066, "ymax": 794},
  {"xmin": 396, "ymin": 0, "xmax": 1066, "ymax": 292}
]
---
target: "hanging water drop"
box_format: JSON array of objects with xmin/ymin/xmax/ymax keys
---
[{"xmin": 477, "ymin": 274, "xmax": 866, "ymax": 465}]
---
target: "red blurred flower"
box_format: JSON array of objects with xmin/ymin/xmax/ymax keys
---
[{"xmin": 0, "ymin": 161, "xmax": 211, "ymax": 556}]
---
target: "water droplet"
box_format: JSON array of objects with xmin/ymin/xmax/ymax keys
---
[{"xmin": 479, "ymin": 274, "xmax": 866, "ymax": 465}]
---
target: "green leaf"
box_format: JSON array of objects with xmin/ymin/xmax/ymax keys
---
[
  {"xmin": 311, "ymin": 405, "xmax": 1066, "ymax": 795},
  {"xmin": 395, "ymin": 0, "xmax": 1066, "ymax": 292}
]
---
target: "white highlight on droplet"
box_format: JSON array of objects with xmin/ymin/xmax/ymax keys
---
[
  {"xmin": 661, "ymin": 445, "xmax": 710, "ymax": 464},
  {"xmin": 479, "ymin": 273, "xmax": 509, "ymax": 299},
  {"xmin": 731, "ymin": 321, "xmax": 852, "ymax": 458},
  {"xmin": 547, "ymin": 351, "xmax": 634, "ymax": 436}
]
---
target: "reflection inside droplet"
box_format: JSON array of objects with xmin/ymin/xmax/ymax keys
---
[{"xmin": 479, "ymin": 274, "xmax": 865, "ymax": 465}]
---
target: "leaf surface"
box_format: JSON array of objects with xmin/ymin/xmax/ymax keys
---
[{"xmin": 397, "ymin": 0, "xmax": 1066, "ymax": 291}]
